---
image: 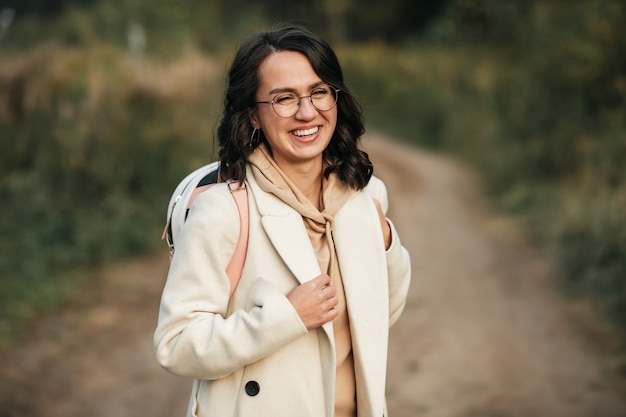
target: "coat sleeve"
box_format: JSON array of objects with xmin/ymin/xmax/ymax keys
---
[
  {"xmin": 366, "ymin": 176, "xmax": 412, "ymax": 327},
  {"xmin": 384, "ymin": 218, "xmax": 411, "ymax": 326},
  {"xmin": 154, "ymin": 186, "xmax": 307, "ymax": 380}
]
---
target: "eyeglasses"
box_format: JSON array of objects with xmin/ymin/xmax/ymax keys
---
[{"xmin": 255, "ymin": 84, "xmax": 340, "ymax": 118}]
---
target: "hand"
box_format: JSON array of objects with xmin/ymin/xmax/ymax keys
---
[
  {"xmin": 286, "ymin": 274, "xmax": 338, "ymax": 330},
  {"xmin": 373, "ymin": 199, "xmax": 392, "ymax": 250}
]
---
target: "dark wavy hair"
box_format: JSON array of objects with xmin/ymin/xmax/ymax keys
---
[{"xmin": 217, "ymin": 25, "xmax": 373, "ymax": 190}]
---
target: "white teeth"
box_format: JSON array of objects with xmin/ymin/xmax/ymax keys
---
[{"xmin": 292, "ymin": 127, "xmax": 319, "ymax": 137}]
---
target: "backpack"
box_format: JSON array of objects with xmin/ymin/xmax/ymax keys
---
[{"xmin": 162, "ymin": 161, "xmax": 249, "ymax": 298}]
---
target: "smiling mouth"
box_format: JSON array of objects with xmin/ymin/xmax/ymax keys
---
[{"xmin": 291, "ymin": 126, "xmax": 319, "ymax": 137}]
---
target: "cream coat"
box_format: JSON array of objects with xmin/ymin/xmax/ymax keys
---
[{"xmin": 154, "ymin": 169, "xmax": 411, "ymax": 417}]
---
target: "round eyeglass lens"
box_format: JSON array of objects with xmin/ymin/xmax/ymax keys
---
[{"xmin": 273, "ymin": 85, "xmax": 339, "ymax": 117}]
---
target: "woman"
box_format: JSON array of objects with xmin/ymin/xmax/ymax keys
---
[{"xmin": 154, "ymin": 25, "xmax": 411, "ymax": 417}]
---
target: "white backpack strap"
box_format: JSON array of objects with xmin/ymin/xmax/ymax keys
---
[{"xmin": 163, "ymin": 169, "xmax": 249, "ymax": 298}]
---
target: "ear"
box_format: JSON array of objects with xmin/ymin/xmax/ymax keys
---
[{"xmin": 248, "ymin": 108, "xmax": 260, "ymax": 129}]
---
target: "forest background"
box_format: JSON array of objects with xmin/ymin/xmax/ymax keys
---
[{"xmin": 0, "ymin": 0, "xmax": 624, "ymax": 346}]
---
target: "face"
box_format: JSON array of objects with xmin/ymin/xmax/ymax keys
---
[{"xmin": 250, "ymin": 51, "xmax": 337, "ymax": 173}]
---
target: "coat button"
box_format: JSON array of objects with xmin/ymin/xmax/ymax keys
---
[{"xmin": 245, "ymin": 380, "xmax": 260, "ymax": 396}]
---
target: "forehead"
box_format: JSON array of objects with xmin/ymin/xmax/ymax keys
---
[{"xmin": 257, "ymin": 50, "xmax": 322, "ymax": 94}]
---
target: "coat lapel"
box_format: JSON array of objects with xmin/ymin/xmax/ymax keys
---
[
  {"xmin": 246, "ymin": 171, "xmax": 321, "ymax": 284},
  {"xmin": 260, "ymin": 214, "xmax": 322, "ymax": 284},
  {"xmin": 247, "ymin": 171, "xmax": 337, "ymax": 414},
  {"xmin": 334, "ymin": 192, "xmax": 389, "ymax": 416}
]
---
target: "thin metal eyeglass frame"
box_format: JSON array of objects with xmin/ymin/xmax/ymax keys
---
[{"xmin": 255, "ymin": 86, "xmax": 341, "ymax": 118}]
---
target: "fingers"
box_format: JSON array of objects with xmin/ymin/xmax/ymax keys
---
[
  {"xmin": 286, "ymin": 274, "xmax": 339, "ymax": 330},
  {"xmin": 308, "ymin": 273, "xmax": 331, "ymax": 289},
  {"xmin": 310, "ymin": 275, "xmax": 337, "ymax": 307}
]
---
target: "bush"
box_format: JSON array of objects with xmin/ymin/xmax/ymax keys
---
[{"xmin": 0, "ymin": 44, "xmax": 224, "ymax": 340}]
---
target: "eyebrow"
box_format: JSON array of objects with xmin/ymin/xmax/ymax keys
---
[{"xmin": 267, "ymin": 81, "xmax": 326, "ymax": 96}]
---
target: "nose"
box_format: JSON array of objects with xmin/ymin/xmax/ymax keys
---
[{"xmin": 295, "ymin": 96, "xmax": 317, "ymax": 120}]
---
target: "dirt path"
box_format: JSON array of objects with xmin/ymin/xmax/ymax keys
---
[
  {"xmin": 365, "ymin": 136, "xmax": 626, "ymax": 417},
  {"xmin": 1, "ymin": 136, "xmax": 625, "ymax": 417}
]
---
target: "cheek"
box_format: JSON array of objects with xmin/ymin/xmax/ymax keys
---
[
  {"xmin": 258, "ymin": 119, "xmax": 289, "ymax": 148},
  {"xmin": 328, "ymin": 111, "xmax": 338, "ymax": 131},
  {"xmin": 260, "ymin": 119, "xmax": 285, "ymax": 137}
]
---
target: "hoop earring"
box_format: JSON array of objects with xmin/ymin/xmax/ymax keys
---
[{"xmin": 250, "ymin": 128, "xmax": 260, "ymax": 150}]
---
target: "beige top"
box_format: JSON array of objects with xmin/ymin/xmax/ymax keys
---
[
  {"xmin": 330, "ymin": 267, "xmax": 356, "ymax": 417},
  {"xmin": 307, "ymin": 218, "xmax": 355, "ymax": 417}
]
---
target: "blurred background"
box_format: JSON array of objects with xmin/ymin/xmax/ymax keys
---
[{"xmin": 0, "ymin": 0, "xmax": 624, "ymax": 406}]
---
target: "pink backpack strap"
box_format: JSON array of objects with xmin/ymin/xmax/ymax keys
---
[
  {"xmin": 184, "ymin": 180, "xmax": 249, "ymax": 298},
  {"xmin": 225, "ymin": 181, "xmax": 249, "ymax": 298},
  {"xmin": 187, "ymin": 184, "xmax": 213, "ymax": 208}
]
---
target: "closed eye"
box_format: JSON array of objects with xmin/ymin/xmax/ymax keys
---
[
  {"xmin": 311, "ymin": 87, "xmax": 330, "ymax": 97},
  {"xmin": 275, "ymin": 93, "xmax": 298, "ymax": 105}
]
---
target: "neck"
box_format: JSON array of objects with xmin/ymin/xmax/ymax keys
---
[
  {"xmin": 302, "ymin": 173, "xmax": 324, "ymax": 211},
  {"xmin": 280, "ymin": 160, "xmax": 324, "ymax": 210}
]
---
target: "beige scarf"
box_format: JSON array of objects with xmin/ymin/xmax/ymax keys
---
[{"xmin": 247, "ymin": 144, "xmax": 355, "ymax": 282}]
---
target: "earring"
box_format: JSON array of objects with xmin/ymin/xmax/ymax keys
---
[{"xmin": 250, "ymin": 128, "xmax": 260, "ymax": 150}]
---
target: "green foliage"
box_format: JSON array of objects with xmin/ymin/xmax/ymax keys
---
[
  {"xmin": 2, "ymin": 0, "xmax": 266, "ymax": 54},
  {"xmin": 549, "ymin": 185, "xmax": 626, "ymax": 325},
  {"xmin": 0, "ymin": 0, "xmax": 624, "ymax": 339},
  {"xmin": 3, "ymin": 0, "xmax": 447, "ymax": 50},
  {"xmin": 425, "ymin": 0, "xmax": 626, "ymax": 327},
  {"xmin": 339, "ymin": 45, "xmax": 450, "ymax": 149},
  {"xmin": 0, "ymin": 45, "xmax": 224, "ymax": 339}
]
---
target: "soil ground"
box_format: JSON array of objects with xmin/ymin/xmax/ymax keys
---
[{"xmin": 1, "ymin": 135, "xmax": 625, "ymax": 417}]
